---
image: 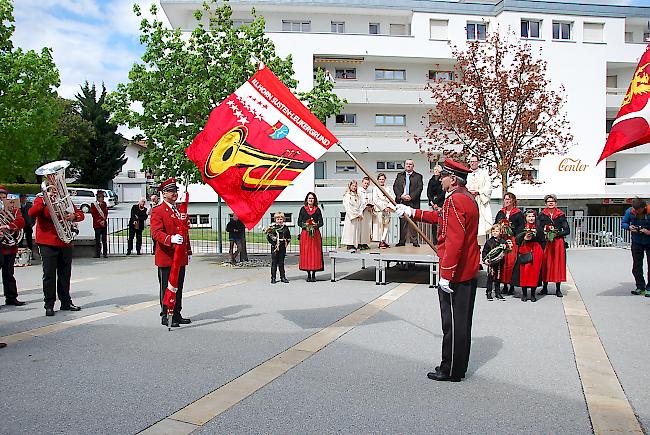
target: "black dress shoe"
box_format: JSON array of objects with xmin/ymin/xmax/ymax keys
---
[
  {"xmin": 103, "ymin": 254, "xmax": 108, "ymax": 258},
  {"xmin": 45, "ymin": 308, "xmax": 55, "ymax": 317},
  {"xmin": 395, "ymin": 243, "xmax": 405, "ymax": 247},
  {"xmin": 60, "ymin": 303, "xmax": 81, "ymax": 311},
  {"xmin": 6, "ymin": 299, "xmax": 26, "ymax": 306},
  {"xmin": 427, "ymin": 371, "xmax": 461, "ymax": 382},
  {"xmin": 271, "ymin": 278, "xmax": 277, "ymax": 284},
  {"xmin": 412, "ymin": 243, "xmax": 420, "ymax": 247},
  {"xmin": 175, "ymin": 317, "xmax": 191, "ymax": 324},
  {"xmin": 0, "ymin": 342, "xmax": 6, "ymax": 349},
  {"xmin": 281, "ymin": 278, "xmax": 289, "ymax": 283},
  {"xmin": 93, "ymin": 255, "xmax": 100, "ymax": 258}
]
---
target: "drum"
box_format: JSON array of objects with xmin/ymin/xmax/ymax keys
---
[{"xmin": 14, "ymin": 248, "xmax": 32, "ymax": 267}]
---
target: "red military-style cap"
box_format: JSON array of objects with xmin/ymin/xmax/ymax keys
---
[
  {"xmin": 158, "ymin": 178, "xmax": 178, "ymax": 193},
  {"xmin": 439, "ymin": 159, "xmax": 472, "ymax": 179},
  {"xmin": 0, "ymin": 185, "xmax": 8, "ymax": 194}
]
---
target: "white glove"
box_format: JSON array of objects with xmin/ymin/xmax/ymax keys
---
[
  {"xmin": 395, "ymin": 204, "xmax": 413, "ymax": 218},
  {"xmin": 171, "ymin": 234, "xmax": 184, "ymax": 245},
  {"xmin": 438, "ymin": 278, "xmax": 453, "ymax": 294},
  {"xmin": 187, "ymin": 255, "xmax": 192, "ymax": 263}
]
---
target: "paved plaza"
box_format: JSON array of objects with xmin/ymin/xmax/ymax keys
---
[{"xmin": 0, "ymin": 248, "xmax": 647, "ymax": 434}]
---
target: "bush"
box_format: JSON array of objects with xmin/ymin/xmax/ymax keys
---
[{"xmin": 0, "ymin": 183, "xmax": 41, "ymax": 195}]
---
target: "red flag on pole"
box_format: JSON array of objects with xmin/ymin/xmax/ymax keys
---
[
  {"xmin": 598, "ymin": 43, "xmax": 650, "ymax": 163},
  {"xmin": 186, "ymin": 64, "xmax": 338, "ymax": 229}
]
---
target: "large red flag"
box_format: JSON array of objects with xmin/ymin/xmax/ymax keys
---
[
  {"xmin": 599, "ymin": 43, "xmax": 650, "ymax": 163},
  {"xmin": 186, "ymin": 65, "xmax": 338, "ymax": 229}
]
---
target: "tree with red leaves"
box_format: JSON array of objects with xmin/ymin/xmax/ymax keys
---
[{"xmin": 414, "ymin": 30, "xmax": 573, "ymax": 196}]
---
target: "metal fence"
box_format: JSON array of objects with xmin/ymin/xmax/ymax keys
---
[{"xmin": 103, "ymin": 215, "xmax": 629, "ymax": 256}]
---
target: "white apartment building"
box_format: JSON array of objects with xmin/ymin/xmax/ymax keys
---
[{"xmin": 160, "ymin": 0, "xmax": 650, "ymax": 221}]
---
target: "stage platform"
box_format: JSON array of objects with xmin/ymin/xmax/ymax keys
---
[{"xmin": 329, "ymin": 244, "xmax": 439, "ymax": 287}]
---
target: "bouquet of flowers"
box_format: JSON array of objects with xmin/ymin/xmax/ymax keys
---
[
  {"xmin": 523, "ymin": 224, "xmax": 537, "ymax": 240},
  {"xmin": 499, "ymin": 219, "xmax": 513, "ymax": 237},
  {"xmin": 544, "ymin": 224, "xmax": 557, "ymax": 242},
  {"xmin": 304, "ymin": 218, "xmax": 317, "ymax": 237}
]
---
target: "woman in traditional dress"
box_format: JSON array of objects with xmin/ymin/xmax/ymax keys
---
[
  {"xmin": 538, "ymin": 194, "xmax": 570, "ymax": 297},
  {"xmin": 493, "ymin": 192, "xmax": 525, "ymax": 295},
  {"xmin": 340, "ymin": 180, "xmax": 363, "ymax": 252},
  {"xmin": 298, "ymin": 192, "xmax": 324, "ymax": 282},
  {"xmin": 371, "ymin": 173, "xmax": 395, "ymax": 249},
  {"xmin": 511, "ymin": 209, "xmax": 545, "ymax": 302},
  {"xmin": 358, "ymin": 176, "xmax": 374, "ymax": 250}
]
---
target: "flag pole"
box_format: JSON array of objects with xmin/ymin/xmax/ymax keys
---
[{"xmin": 336, "ymin": 142, "xmax": 437, "ymax": 253}]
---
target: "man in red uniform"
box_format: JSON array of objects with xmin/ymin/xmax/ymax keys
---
[
  {"xmin": 0, "ymin": 186, "xmax": 26, "ymax": 306},
  {"xmin": 90, "ymin": 190, "xmax": 109, "ymax": 258},
  {"xmin": 151, "ymin": 178, "xmax": 192, "ymax": 327},
  {"xmin": 396, "ymin": 159, "xmax": 480, "ymax": 382},
  {"xmin": 29, "ymin": 190, "xmax": 85, "ymax": 316}
]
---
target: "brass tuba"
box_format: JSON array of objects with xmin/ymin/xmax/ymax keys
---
[
  {"xmin": 0, "ymin": 199, "xmax": 24, "ymax": 246},
  {"xmin": 35, "ymin": 160, "xmax": 79, "ymax": 244}
]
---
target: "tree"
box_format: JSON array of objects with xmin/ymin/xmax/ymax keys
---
[
  {"xmin": 56, "ymin": 98, "xmax": 96, "ymax": 179},
  {"xmin": 74, "ymin": 82, "xmax": 126, "ymax": 188},
  {"xmin": 108, "ymin": 0, "xmax": 345, "ymax": 184},
  {"xmin": 298, "ymin": 69, "xmax": 347, "ymax": 124},
  {"xmin": 0, "ymin": 0, "xmax": 63, "ymax": 182},
  {"xmin": 413, "ymin": 30, "xmax": 573, "ymax": 196}
]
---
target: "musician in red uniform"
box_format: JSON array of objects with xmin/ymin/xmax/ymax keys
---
[
  {"xmin": 0, "ymin": 185, "xmax": 26, "ymax": 306},
  {"xmin": 151, "ymin": 178, "xmax": 192, "ymax": 327},
  {"xmin": 396, "ymin": 159, "xmax": 480, "ymax": 382},
  {"xmin": 28, "ymin": 190, "xmax": 84, "ymax": 316},
  {"xmin": 90, "ymin": 190, "xmax": 109, "ymax": 258}
]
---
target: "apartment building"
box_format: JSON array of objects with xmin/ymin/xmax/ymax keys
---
[{"xmin": 160, "ymin": 0, "xmax": 650, "ymax": 220}]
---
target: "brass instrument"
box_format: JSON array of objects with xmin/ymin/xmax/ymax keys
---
[
  {"xmin": 204, "ymin": 126, "xmax": 310, "ymax": 191},
  {"xmin": 35, "ymin": 160, "xmax": 79, "ymax": 244},
  {"xmin": 0, "ymin": 198, "xmax": 23, "ymax": 246},
  {"xmin": 483, "ymin": 243, "xmax": 508, "ymax": 265}
]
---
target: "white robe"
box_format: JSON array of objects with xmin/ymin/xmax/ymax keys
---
[
  {"xmin": 371, "ymin": 187, "xmax": 395, "ymax": 242},
  {"xmin": 358, "ymin": 185, "xmax": 373, "ymax": 244},
  {"xmin": 466, "ymin": 167, "xmax": 493, "ymax": 237},
  {"xmin": 340, "ymin": 192, "xmax": 363, "ymax": 246}
]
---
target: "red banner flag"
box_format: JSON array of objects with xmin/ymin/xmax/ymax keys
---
[
  {"xmin": 599, "ymin": 43, "xmax": 650, "ymax": 163},
  {"xmin": 186, "ymin": 65, "xmax": 338, "ymax": 229}
]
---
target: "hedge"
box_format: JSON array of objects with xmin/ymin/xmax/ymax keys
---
[{"xmin": 0, "ymin": 183, "xmax": 97, "ymax": 195}]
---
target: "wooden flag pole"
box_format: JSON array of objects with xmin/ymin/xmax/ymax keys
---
[{"xmin": 336, "ymin": 142, "xmax": 437, "ymax": 253}]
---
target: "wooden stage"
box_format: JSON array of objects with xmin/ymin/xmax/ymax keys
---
[{"xmin": 328, "ymin": 244, "xmax": 439, "ymax": 287}]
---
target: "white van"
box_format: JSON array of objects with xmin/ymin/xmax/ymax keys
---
[{"xmin": 68, "ymin": 188, "xmax": 115, "ymax": 212}]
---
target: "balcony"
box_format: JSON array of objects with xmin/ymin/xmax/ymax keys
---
[
  {"xmin": 333, "ymin": 80, "xmax": 434, "ymax": 105},
  {"xmin": 606, "ymin": 87, "xmax": 626, "ymax": 110}
]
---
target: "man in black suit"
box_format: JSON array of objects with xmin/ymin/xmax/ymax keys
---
[{"xmin": 393, "ymin": 159, "xmax": 423, "ymax": 247}]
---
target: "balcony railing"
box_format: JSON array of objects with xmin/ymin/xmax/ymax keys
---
[{"xmin": 334, "ymin": 80, "xmax": 428, "ymax": 90}]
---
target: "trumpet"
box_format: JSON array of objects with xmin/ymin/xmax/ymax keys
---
[
  {"xmin": 204, "ymin": 126, "xmax": 310, "ymax": 191},
  {"xmin": 0, "ymin": 200, "xmax": 23, "ymax": 247},
  {"xmin": 35, "ymin": 160, "xmax": 79, "ymax": 244}
]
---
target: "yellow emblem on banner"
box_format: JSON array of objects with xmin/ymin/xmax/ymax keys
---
[{"xmin": 622, "ymin": 62, "xmax": 650, "ymax": 106}]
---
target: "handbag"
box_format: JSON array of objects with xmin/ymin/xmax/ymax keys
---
[{"xmin": 518, "ymin": 251, "xmax": 533, "ymax": 265}]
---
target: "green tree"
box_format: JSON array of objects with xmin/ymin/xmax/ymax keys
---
[
  {"xmin": 298, "ymin": 69, "xmax": 347, "ymax": 124},
  {"xmin": 56, "ymin": 97, "xmax": 95, "ymax": 179},
  {"xmin": 75, "ymin": 82, "xmax": 126, "ymax": 188},
  {"xmin": 0, "ymin": 0, "xmax": 63, "ymax": 182},
  {"xmin": 108, "ymin": 0, "xmax": 343, "ymax": 184}
]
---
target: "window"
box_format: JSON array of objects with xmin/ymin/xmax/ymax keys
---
[
  {"xmin": 73, "ymin": 189, "xmax": 94, "ymax": 197},
  {"xmin": 467, "ymin": 22, "xmax": 487, "ymax": 40},
  {"xmin": 127, "ymin": 170, "xmax": 136, "ymax": 178},
  {"xmin": 268, "ymin": 212, "xmax": 293, "ymax": 223},
  {"xmin": 606, "ymin": 119, "xmax": 615, "ymax": 133},
  {"xmin": 583, "ymin": 22, "xmax": 604, "ymax": 42},
  {"xmin": 331, "ymin": 21, "xmax": 345, "ymax": 33},
  {"xmin": 232, "ymin": 19, "xmax": 253, "ymax": 28},
  {"xmin": 336, "ymin": 160, "xmax": 357, "ymax": 173},
  {"xmin": 369, "ymin": 22, "xmax": 380, "ymax": 34},
  {"xmin": 335, "ymin": 114, "xmax": 356, "ymax": 125},
  {"xmin": 389, "ymin": 24, "xmax": 407, "ymax": 36},
  {"xmin": 645, "ymin": 32, "xmax": 650, "ymax": 42},
  {"xmin": 375, "ymin": 69, "xmax": 406, "ymax": 80},
  {"xmin": 552, "ymin": 21, "xmax": 572, "ymax": 40},
  {"xmin": 522, "ymin": 159, "xmax": 540, "ymax": 181},
  {"xmin": 429, "ymin": 19, "xmax": 448, "ymax": 39},
  {"xmin": 189, "ymin": 214, "xmax": 210, "ymax": 228},
  {"xmin": 335, "ymin": 68, "xmax": 356, "ymax": 80},
  {"xmin": 314, "ymin": 161, "xmax": 326, "ymax": 180},
  {"xmin": 606, "ymin": 75, "xmax": 617, "ymax": 88},
  {"xmin": 521, "ymin": 19, "xmax": 541, "ymax": 38},
  {"xmin": 428, "ymin": 70, "xmax": 454, "ymax": 81},
  {"xmin": 377, "ymin": 161, "xmax": 405, "ymax": 171},
  {"xmin": 282, "ymin": 20, "xmax": 311, "ymax": 32},
  {"xmin": 625, "ymin": 32, "xmax": 634, "ymax": 43},
  {"xmin": 376, "ymin": 114, "xmax": 406, "ymax": 126},
  {"xmin": 605, "ymin": 161, "xmax": 616, "ymax": 179}
]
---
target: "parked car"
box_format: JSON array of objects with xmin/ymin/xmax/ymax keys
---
[
  {"xmin": 102, "ymin": 190, "xmax": 116, "ymax": 208},
  {"xmin": 67, "ymin": 188, "xmax": 96, "ymax": 213}
]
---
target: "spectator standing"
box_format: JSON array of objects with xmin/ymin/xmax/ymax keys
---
[
  {"xmin": 267, "ymin": 212, "xmax": 290, "ymax": 284},
  {"xmin": 393, "ymin": 159, "xmax": 423, "ymax": 247},
  {"xmin": 127, "ymin": 198, "xmax": 148, "ymax": 255},
  {"xmin": 466, "ymin": 156, "xmax": 493, "ymax": 245},
  {"xmin": 538, "ymin": 194, "xmax": 570, "ymax": 298},
  {"xmin": 90, "ymin": 191, "xmax": 109, "ymax": 258},
  {"xmin": 622, "ymin": 197, "xmax": 650, "ymax": 296},
  {"xmin": 427, "ymin": 164, "xmax": 445, "ymax": 210},
  {"xmin": 511, "ymin": 209, "xmax": 544, "ymax": 302},
  {"xmin": 298, "ymin": 192, "xmax": 324, "ymax": 282},
  {"xmin": 341, "ymin": 180, "xmax": 363, "ymax": 252},
  {"xmin": 226, "ymin": 214, "xmax": 245, "ymax": 264},
  {"xmin": 19, "ymin": 194, "xmax": 34, "ymax": 252},
  {"xmin": 482, "ymin": 224, "xmax": 507, "ymax": 301},
  {"xmin": 358, "ymin": 177, "xmax": 373, "ymax": 250},
  {"xmin": 372, "ymin": 173, "xmax": 395, "ymax": 249},
  {"xmin": 493, "ymin": 192, "xmax": 525, "ymax": 295}
]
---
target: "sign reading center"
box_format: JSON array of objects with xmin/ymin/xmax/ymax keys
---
[{"xmin": 558, "ymin": 157, "xmax": 589, "ymax": 172}]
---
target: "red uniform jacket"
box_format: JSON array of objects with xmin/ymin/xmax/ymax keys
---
[
  {"xmin": 151, "ymin": 201, "xmax": 192, "ymax": 268},
  {"xmin": 90, "ymin": 202, "xmax": 109, "ymax": 229},
  {"xmin": 1, "ymin": 208, "xmax": 25, "ymax": 255},
  {"xmin": 412, "ymin": 186, "xmax": 480, "ymax": 282},
  {"xmin": 28, "ymin": 196, "xmax": 84, "ymax": 248}
]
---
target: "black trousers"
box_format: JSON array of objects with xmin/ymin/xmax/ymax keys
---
[
  {"xmin": 22, "ymin": 229, "xmax": 33, "ymax": 250},
  {"xmin": 399, "ymin": 216, "xmax": 418, "ymax": 245},
  {"xmin": 271, "ymin": 246, "xmax": 286, "ymax": 279},
  {"xmin": 1, "ymin": 253, "xmax": 18, "ymax": 301},
  {"xmin": 128, "ymin": 228, "xmax": 143, "ymax": 254},
  {"xmin": 39, "ymin": 245, "xmax": 73, "ymax": 309},
  {"xmin": 438, "ymin": 278, "xmax": 478, "ymax": 379},
  {"xmin": 158, "ymin": 266, "xmax": 185, "ymax": 319},
  {"xmin": 94, "ymin": 227, "xmax": 108, "ymax": 256},
  {"xmin": 631, "ymin": 243, "xmax": 650, "ymax": 290}
]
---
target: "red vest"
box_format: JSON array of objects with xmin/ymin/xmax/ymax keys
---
[
  {"xmin": 151, "ymin": 201, "xmax": 192, "ymax": 267},
  {"xmin": 90, "ymin": 202, "xmax": 109, "ymax": 229},
  {"xmin": 28, "ymin": 196, "xmax": 84, "ymax": 248}
]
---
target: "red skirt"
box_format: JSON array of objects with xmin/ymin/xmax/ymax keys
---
[
  {"xmin": 542, "ymin": 237, "xmax": 566, "ymax": 283},
  {"xmin": 501, "ymin": 236, "xmax": 517, "ymax": 283},
  {"xmin": 518, "ymin": 242, "xmax": 544, "ymax": 287},
  {"xmin": 299, "ymin": 229, "xmax": 324, "ymax": 271}
]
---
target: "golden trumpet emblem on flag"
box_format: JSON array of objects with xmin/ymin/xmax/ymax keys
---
[{"xmin": 204, "ymin": 125, "xmax": 310, "ymax": 191}]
